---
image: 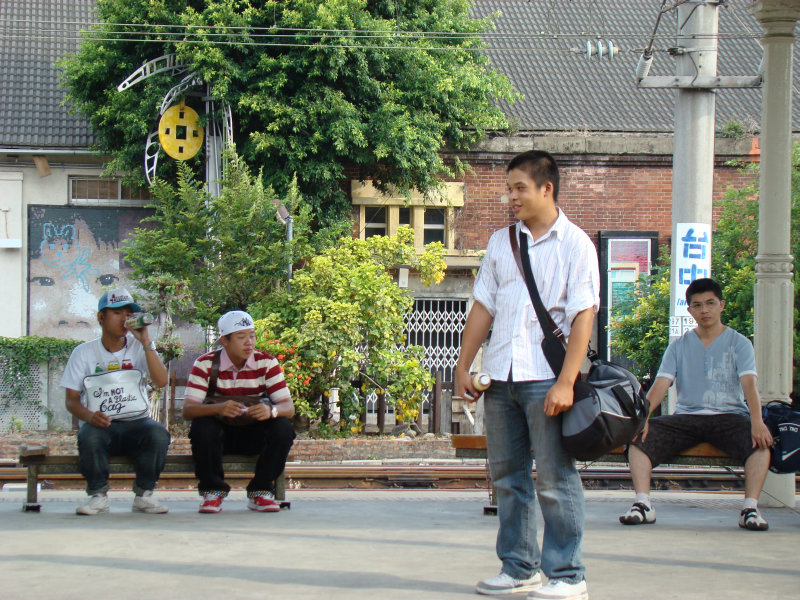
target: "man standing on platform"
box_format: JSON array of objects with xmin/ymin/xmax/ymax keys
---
[{"xmin": 456, "ymin": 150, "xmax": 599, "ymax": 600}]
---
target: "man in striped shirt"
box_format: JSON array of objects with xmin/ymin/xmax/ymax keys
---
[
  {"xmin": 456, "ymin": 151, "xmax": 599, "ymax": 600},
  {"xmin": 183, "ymin": 310, "xmax": 295, "ymax": 513}
]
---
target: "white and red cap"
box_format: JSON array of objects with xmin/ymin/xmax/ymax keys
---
[{"xmin": 217, "ymin": 310, "xmax": 255, "ymax": 336}]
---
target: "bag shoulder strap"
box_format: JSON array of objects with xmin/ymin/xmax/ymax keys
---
[
  {"xmin": 207, "ymin": 349, "xmax": 222, "ymax": 397},
  {"xmin": 508, "ymin": 225, "xmax": 598, "ymax": 368},
  {"xmin": 508, "ymin": 225, "xmax": 562, "ymax": 341}
]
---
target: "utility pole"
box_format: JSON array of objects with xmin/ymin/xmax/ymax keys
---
[{"xmin": 661, "ymin": 2, "xmax": 719, "ymax": 414}]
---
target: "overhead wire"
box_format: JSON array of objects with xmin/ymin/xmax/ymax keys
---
[{"xmin": 0, "ymin": 18, "xmax": 766, "ymax": 45}]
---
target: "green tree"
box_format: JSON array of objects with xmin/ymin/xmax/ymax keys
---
[
  {"xmin": 122, "ymin": 151, "xmax": 350, "ymax": 327},
  {"xmin": 610, "ymin": 145, "xmax": 800, "ymax": 398},
  {"xmin": 250, "ymin": 227, "xmax": 446, "ymax": 429},
  {"xmin": 61, "ymin": 0, "xmax": 516, "ymax": 223}
]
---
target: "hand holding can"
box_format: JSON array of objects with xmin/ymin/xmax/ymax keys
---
[
  {"xmin": 125, "ymin": 313, "xmax": 154, "ymax": 330},
  {"xmin": 464, "ymin": 372, "xmax": 491, "ymax": 400},
  {"xmin": 472, "ymin": 373, "xmax": 491, "ymax": 392}
]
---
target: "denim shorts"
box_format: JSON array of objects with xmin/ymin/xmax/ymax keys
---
[{"xmin": 631, "ymin": 413, "xmax": 756, "ymax": 467}]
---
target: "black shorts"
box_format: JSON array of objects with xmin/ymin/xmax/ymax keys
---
[{"xmin": 631, "ymin": 413, "xmax": 756, "ymax": 467}]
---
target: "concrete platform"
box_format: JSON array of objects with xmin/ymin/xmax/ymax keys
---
[{"xmin": 1, "ymin": 489, "xmax": 798, "ymax": 599}]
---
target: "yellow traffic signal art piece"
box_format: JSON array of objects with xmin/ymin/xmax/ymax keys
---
[{"xmin": 158, "ymin": 100, "xmax": 204, "ymax": 160}]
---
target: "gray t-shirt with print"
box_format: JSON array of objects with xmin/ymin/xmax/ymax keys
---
[{"xmin": 656, "ymin": 327, "xmax": 756, "ymax": 417}]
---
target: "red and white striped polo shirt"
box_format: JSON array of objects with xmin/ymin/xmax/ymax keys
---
[{"xmin": 184, "ymin": 349, "xmax": 291, "ymax": 405}]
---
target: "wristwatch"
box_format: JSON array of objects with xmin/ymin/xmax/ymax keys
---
[
  {"xmin": 145, "ymin": 340, "xmax": 157, "ymax": 352},
  {"xmin": 270, "ymin": 405, "xmax": 279, "ymax": 419}
]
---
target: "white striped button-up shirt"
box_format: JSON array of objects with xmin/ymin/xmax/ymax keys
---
[{"xmin": 472, "ymin": 210, "xmax": 600, "ymax": 381}]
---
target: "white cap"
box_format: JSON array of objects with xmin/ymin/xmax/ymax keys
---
[{"xmin": 217, "ymin": 311, "xmax": 255, "ymax": 337}]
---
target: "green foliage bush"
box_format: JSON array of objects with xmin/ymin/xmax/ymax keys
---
[
  {"xmin": 609, "ymin": 257, "xmax": 671, "ymax": 386},
  {"xmin": 251, "ymin": 228, "xmax": 446, "ymax": 430},
  {"xmin": 123, "ymin": 152, "xmax": 349, "ymax": 328}
]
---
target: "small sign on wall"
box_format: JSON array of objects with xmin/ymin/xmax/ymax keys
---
[{"xmin": 674, "ymin": 222, "xmax": 711, "ymax": 318}]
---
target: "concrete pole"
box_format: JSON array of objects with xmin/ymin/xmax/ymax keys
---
[
  {"xmin": 666, "ymin": 2, "xmax": 718, "ymax": 414},
  {"xmin": 750, "ymin": 0, "xmax": 799, "ymax": 508}
]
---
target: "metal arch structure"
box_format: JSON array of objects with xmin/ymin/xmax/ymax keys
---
[
  {"xmin": 159, "ymin": 71, "xmax": 205, "ymax": 115},
  {"xmin": 118, "ymin": 54, "xmax": 233, "ymax": 192},
  {"xmin": 144, "ymin": 131, "xmax": 160, "ymax": 186},
  {"xmin": 117, "ymin": 54, "xmax": 190, "ymax": 93},
  {"xmin": 222, "ymin": 103, "xmax": 233, "ymax": 149}
]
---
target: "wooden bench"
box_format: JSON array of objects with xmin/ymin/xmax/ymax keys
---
[
  {"xmin": 18, "ymin": 445, "xmax": 290, "ymax": 512},
  {"xmin": 451, "ymin": 434, "xmax": 738, "ymax": 515}
]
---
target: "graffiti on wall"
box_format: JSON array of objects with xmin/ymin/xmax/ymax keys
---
[{"xmin": 27, "ymin": 206, "xmax": 151, "ymax": 340}]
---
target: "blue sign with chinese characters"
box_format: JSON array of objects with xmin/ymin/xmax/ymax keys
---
[{"xmin": 674, "ymin": 222, "xmax": 712, "ymax": 320}]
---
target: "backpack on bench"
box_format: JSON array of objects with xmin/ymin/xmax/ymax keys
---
[{"xmin": 762, "ymin": 401, "xmax": 800, "ymax": 474}]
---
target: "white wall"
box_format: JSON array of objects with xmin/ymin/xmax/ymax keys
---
[{"xmin": 0, "ymin": 162, "xmax": 104, "ymax": 338}]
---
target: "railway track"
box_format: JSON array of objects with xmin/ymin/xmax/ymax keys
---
[{"xmin": 0, "ymin": 463, "xmax": 755, "ymax": 492}]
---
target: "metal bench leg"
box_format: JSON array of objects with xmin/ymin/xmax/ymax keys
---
[
  {"xmin": 484, "ymin": 483, "xmax": 498, "ymax": 516},
  {"xmin": 276, "ymin": 470, "xmax": 290, "ymax": 509},
  {"xmin": 24, "ymin": 464, "xmax": 41, "ymax": 512}
]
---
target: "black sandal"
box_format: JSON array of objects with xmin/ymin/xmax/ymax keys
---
[
  {"xmin": 619, "ymin": 502, "xmax": 656, "ymax": 525},
  {"xmin": 739, "ymin": 508, "xmax": 769, "ymax": 531}
]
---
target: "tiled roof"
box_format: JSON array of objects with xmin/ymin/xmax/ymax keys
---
[
  {"xmin": 0, "ymin": 1, "xmax": 796, "ymax": 149},
  {"xmin": 0, "ymin": 0, "xmax": 95, "ymax": 149},
  {"xmin": 473, "ymin": 0, "xmax": 799, "ymax": 133}
]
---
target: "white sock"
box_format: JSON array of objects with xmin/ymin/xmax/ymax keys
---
[
  {"xmin": 635, "ymin": 493, "xmax": 651, "ymax": 509},
  {"xmin": 742, "ymin": 497, "xmax": 758, "ymax": 510}
]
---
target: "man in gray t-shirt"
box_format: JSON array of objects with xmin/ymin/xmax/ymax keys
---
[
  {"xmin": 619, "ymin": 278, "xmax": 773, "ymax": 531},
  {"xmin": 659, "ymin": 325, "xmax": 756, "ymax": 417}
]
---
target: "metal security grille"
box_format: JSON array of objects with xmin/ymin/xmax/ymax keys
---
[
  {"xmin": 364, "ymin": 297, "xmax": 467, "ymax": 424},
  {"xmin": 0, "ymin": 362, "xmax": 48, "ymax": 430},
  {"xmin": 405, "ymin": 298, "xmax": 467, "ymax": 383}
]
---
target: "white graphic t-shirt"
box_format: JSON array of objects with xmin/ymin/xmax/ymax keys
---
[{"xmin": 60, "ymin": 334, "xmax": 148, "ymax": 402}]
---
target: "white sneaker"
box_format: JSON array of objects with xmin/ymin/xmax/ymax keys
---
[
  {"xmin": 528, "ymin": 580, "xmax": 588, "ymax": 600},
  {"xmin": 132, "ymin": 490, "xmax": 168, "ymax": 514},
  {"xmin": 476, "ymin": 571, "xmax": 543, "ymax": 595},
  {"xmin": 76, "ymin": 493, "xmax": 110, "ymax": 516}
]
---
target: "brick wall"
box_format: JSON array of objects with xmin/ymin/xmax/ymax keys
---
[
  {"xmin": 347, "ymin": 149, "xmax": 759, "ymax": 252},
  {"xmin": 456, "ymin": 154, "xmax": 758, "ymax": 252}
]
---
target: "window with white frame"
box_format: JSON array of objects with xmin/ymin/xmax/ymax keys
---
[{"xmin": 69, "ymin": 177, "xmax": 151, "ymax": 207}]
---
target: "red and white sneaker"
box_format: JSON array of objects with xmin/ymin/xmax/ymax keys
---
[
  {"xmin": 199, "ymin": 492, "xmax": 224, "ymax": 513},
  {"xmin": 248, "ymin": 491, "xmax": 280, "ymax": 512}
]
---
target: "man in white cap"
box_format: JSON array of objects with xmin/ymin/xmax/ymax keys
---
[
  {"xmin": 183, "ymin": 310, "xmax": 295, "ymax": 513},
  {"xmin": 60, "ymin": 287, "xmax": 170, "ymax": 515}
]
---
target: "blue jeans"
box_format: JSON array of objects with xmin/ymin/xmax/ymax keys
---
[
  {"xmin": 77, "ymin": 417, "xmax": 170, "ymax": 495},
  {"xmin": 484, "ymin": 379, "xmax": 585, "ymax": 583}
]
